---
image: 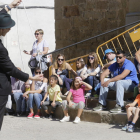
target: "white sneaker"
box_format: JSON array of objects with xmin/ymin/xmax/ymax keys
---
[
  {"xmin": 73, "ymin": 117, "xmax": 80, "ymax": 124},
  {"xmin": 60, "ymin": 116, "xmax": 70, "ymax": 122},
  {"xmin": 85, "ymin": 93, "xmax": 91, "ymax": 98}
]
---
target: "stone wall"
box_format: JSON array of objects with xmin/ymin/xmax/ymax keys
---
[{"xmin": 55, "ymin": 0, "xmax": 129, "ymax": 60}]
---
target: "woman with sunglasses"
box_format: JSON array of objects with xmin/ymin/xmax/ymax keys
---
[
  {"xmin": 23, "ymin": 29, "xmax": 49, "ymax": 76},
  {"xmin": 81, "ymin": 52, "xmax": 101, "ymax": 98},
  {"xmin": 52, "ymin": 54, "xmax": 77, "ymax": 91},
  {"xmin": 23, "ymin": 67, "xmax": 48, "ymax": 118}
]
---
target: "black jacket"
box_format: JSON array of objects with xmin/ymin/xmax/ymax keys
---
[{"xmin": 0, "ymin": 9, "xmax": 29, "ymax": 95}]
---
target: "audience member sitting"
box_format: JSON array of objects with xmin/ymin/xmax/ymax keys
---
[
  {"xmin": 41, "ymin": 75, "xmax": 62, "ymax": 119},
  {"xmin": 64, "ymin": 57, "xmax": 87, "ymax": 96},
  {"xmin": 23, "ymin": 67, "xmax": 48, "ymax": 118},
  {"xmin": 93, "ymin": 49, "xmax": 116, "ymax": 98},
  {"xmin": 102, "ymin": 49, "xmax": 116, "ymax": 70},
  {"xmin": 81, "ymin": 52, "xmax": 101, "ymax": 98},
  {"xmin": 60, "ymin": 77, "xmax": 92, "ymax": 123},
  {"xmin": 122, "ymin": 83, "xmax": 140, "ymax": 133},
  {"xmin": 11, "ymin": 67, "xmax": 26, "ymax": 116},
  {"xmin": 134, "ymin": 47, "xmax": 140, "ymax": 74},
  {"xmin": 52, "ymin": 54, "xmax": 77, "ymax": 91},
  {"xmin": 93, "ymin": 50, "xmax": 139, "ymax": 113}
]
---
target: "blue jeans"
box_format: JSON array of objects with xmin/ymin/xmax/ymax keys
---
[
  {"xmin": 28, "ymin": 93, "xmax": 48, "ymax": 110},
  {"xmin": 85, "ymin": 76, "xmax": 100, "ymax": 93},
  {"xmin": 59, "ymin": 75, "xmax": 67, "ymax": 88},
  {"xmin": 64, "ymin": 77, "xmax": 73, "ymax": 91},
  {"xmin": 13, "ymin": 92, "xmax": 26, "ymax": 112},
  {"xmin": 99, "ymin": 80, "xmax": 136, "ymax": 107}
]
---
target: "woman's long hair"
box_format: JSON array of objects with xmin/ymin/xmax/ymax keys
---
[
  {"xmin": 53, "ymin": 54, "xmax": 66, "ymax": 70},
  {"xmin": 87, "ymin": 52, "xmax": 98, "ymax": 69}
]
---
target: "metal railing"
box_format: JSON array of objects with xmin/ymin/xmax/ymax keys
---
[
  {"xmin": 42, "ymin": 19, "xmax": 140, "ymax": 58},
  {"xmin": 96, "ymin": 23, "xmax": 140, "ymax": 66}
]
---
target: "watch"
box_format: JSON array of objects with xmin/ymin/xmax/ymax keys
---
[{"xmin": 5, "ymin": 5, "xmax": 11, "ymax": 11}]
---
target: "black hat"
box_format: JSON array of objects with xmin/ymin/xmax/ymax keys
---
[{"xmin": 0, "ymin": 13, "xmax": 15, "ymax": 29}]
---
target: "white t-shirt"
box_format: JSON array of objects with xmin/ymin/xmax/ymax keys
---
[
  {"xmin": 30, "ymin": 39, "xmax": 49, "ymax": 66},
  {"xmin": 86, "ymin": 66, "xmax": 101, "ymax": 77},
  {"xmin": 29, "ymin": 80, "xmax": 47, "ymax": 96}
]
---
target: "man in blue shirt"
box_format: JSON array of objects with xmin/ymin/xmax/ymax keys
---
[{"xmin": 93, "ymin": 50, "xmax": 139, "ymax": 113}]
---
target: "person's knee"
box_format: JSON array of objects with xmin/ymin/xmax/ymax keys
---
[
  {"xmin": 78, "ymin": 101, "xmax": 85, "ymax": 109},
  {"xmin": 127, "ymin": 107, "xmax": 133, "ymax": 112},
  {"xmin": 33, "ymin": 93, "xmax": 39, "ymax": 99},
  {"xmin": 87, "ymin": 76, "xmax": 93, "ymax": 80},
  {"xmin": 116, "ymin": 80, "xmax": 122, "ymax": 86},
  {"xmin": 135, "ymin": 108, "xmax": 140, "ymax": 114}
]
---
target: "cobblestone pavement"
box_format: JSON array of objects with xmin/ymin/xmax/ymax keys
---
[{"xmin": 0, "ymin": 116, "xmax": 140, "ymax": 140}]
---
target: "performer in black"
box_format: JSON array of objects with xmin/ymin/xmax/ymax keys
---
[{"xmin": 0, "ymin": 0, "xmax": 43, "ymax": 130}]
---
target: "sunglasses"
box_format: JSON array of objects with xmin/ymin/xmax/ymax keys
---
[
  {"xmin": 35, "ymin": 72, "xmax": 41, "ymax": 74},
  {"xmin": 58, "ymin": 59, "xmax": 64, "ymax": 61},
  {"xmin": 116, "ymin": 56, "xmax": 123, "ymax": 59},
  {"xmin": 34, "ymin": 33, "xmax": 39, "ymax": 36},
  {"xmin": 88, "ymin": 57, "xmax": 94, "ymax": 60}
]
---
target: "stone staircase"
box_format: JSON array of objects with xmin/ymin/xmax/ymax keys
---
[{"xmin": 10, "ymin": 90, "xmax": 140, "ymax": 127}]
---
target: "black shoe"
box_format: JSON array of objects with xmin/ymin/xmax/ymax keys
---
[
  {"xmin": 48, "ymin": 113, "xmax": 55, "ymax": 119},
  {"xmin": 4, "ymin": 112, "xmax": 9, "ymax": 116},
  {"xmin": 14, "ymin": 112, "xmax": 20, "ymax": 117},
  {"xmin": 127, "ymin": 97, "xmax": 135, "ymax": 102},
  {"xmin": 20, "ymin": 111, "xmax": 26, "ymax": 116}
]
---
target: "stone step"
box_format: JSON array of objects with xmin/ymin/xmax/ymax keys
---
[
  {"xmin": 10, "ymin": 102, "xmax": 140, "ymax": 128},
  {"xmin": 54, "ymin": 107, "xmax": 140, "ymax": 127}
]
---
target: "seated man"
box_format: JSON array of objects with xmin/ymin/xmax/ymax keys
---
[
  {"xmin": 93, "ymin": 50, "xmax": 139, "ymax": 113},
  {"xmin": 102, "ymin": 49, "xmax": 116, "ymax": 70}
]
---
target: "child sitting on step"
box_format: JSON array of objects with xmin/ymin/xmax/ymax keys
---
[
  {"xmin": 41, "ymin": 75, "xmax": 62, "ymax": 119},
  {"xmin": 122, "ymin": 83, "xmax": 140, "ymax": 132},
  {"xmin": 60, "ymin": 77, "xmax": 92, "ymax": 124}
]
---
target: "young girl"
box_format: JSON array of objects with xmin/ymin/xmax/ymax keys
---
[
  {"xmin": 41, "ymin": 75, "xmax": 62, "ymax": 119},
  {"xmin": 60, "ymin": 77, "xmax": 92, "ymax": 124},
  {"xmin": 81, "ymin": 52, "xmax": 101, "ymax": 98},
  {"xmin": 64, "ymin": 57, "xmax": 87, "ymax": 95}
]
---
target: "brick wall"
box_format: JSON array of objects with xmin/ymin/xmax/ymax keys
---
[{"xmin": 55, "ymin": 0, "xmax": 129, "ymax": 60}]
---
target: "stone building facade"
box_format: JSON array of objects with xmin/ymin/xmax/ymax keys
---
[{"xmin": 55, "ymin": 0, "xmax": 129, "ymax": 60}]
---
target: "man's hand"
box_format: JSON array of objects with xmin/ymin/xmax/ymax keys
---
[
  {"xmin": 51, "ymin": 102, "xmax": 56, "ymax": 107},
  {"xmin": 102, "ymin": 80, "xmax": 110, "ymax": 87},
  {"xmin": 9, "ymin": 0, "xmax": 22, "ymax": 8},
  {"xmin": 29, "ymin": 74, "xmax": 43, "ymax": 81}
]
